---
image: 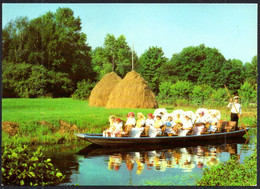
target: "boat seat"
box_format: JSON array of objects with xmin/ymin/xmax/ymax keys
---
[{"xmin": 201, "ymin": 132, "xmax": 209, "ymax": 134}]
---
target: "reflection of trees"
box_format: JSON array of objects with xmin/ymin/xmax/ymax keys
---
[
  {"xmin": 42, "ymin": 145, "xmax": 82, "ymax": 184},
  {"xmin": 106, "ymin": 143, "xmax": 238, "ymax": 174},
  {"xmin": 47, "ymin": 154, "xmax": 79, "ymax": 184}
]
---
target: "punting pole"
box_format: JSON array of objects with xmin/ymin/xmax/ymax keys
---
[
  {"xmin": 224, "ymin": 85, "xmax": 249, "ymax": 137},
  {"xmin": 132, "ymin": 44, "xmax": 134, "ymax": 71}
]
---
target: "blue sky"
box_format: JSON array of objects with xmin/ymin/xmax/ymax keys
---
[{"xmin": 2, "ymin": 3, "xmax": 257, "ymax": 63}]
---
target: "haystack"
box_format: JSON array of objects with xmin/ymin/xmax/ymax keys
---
[
  {"xmin": 106, "ymin": 70, "xmax": 158, "ymax": 109},
  {"xmin": 89, "ymin": 72, "xmax": 122, "ymax": 107}
]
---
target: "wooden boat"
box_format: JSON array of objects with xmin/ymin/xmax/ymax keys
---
[
  {"xmin": 75, "ymin": 127, "xmax": 249, "ymax": 146},
  {"xmin": 77, "ymin": 137, "xmax": 247, "ymax": 157}
]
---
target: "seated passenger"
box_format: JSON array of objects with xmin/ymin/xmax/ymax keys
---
[
  {"xmin": 103, "ymin": 115, "xmax": 116, "ymax": 137},
  {"xmin": 136, "ymin": 113, "xmax": 146, "ymax": 128},
  {"xmin": 194, "ymin": 110, "xmax": 207, "ymax": 135},
  {"xmin": 179, "ymin": 114, "xmax": 193, "ymax": 136},
  {"xmin": 144, "ymin": 113, "xmax": 155, "ymax": 136},
  {"xmin": 148, "ymin": 114, "xmax": 163, "ymax": 137},
  {"xmin": 164, "ymin": 115, "xmax": 177, "ymax": 135},
  {"xmin": 123, "ymin": 112, "xmax": 136, "ymax": 135},
  {"xmin": 159, "ymin": 111, "xmax": 167, "ymax": 123},
  {"xmin": 111, "ymin": 118, "xmax": 123, "ymax": 137},
  {"xmin": 154, "ymin": 114, "xmax": 164, "ymax": 131},
  {"xmin": 130, "ymin": 113, "xmax": 145, "ymax": 138},
  {"xmin": 208, "ymin": 112, "xmax": 219, "ymax": 133},
  {"xmin": 174, "ymin": 113, "xmax": 183, "ymax": 125}
]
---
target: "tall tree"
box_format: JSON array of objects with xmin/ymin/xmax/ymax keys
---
[
  {"xmin": 244, "ymin": 55, "xmax": 257, "ymax": 85},
  {"xmin": 91, "ymin": 34, "xmax": 138, "ymax": 79},
  {"xmin": 2, "ymin": 8, "xmax": 95, "ymax": 97},
  {"xmin": 137, "ymin": 46, "xmax": 168, "ymax": 93}
]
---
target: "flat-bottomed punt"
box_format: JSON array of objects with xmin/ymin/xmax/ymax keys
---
[{"xmin": 75, "ymin": 127, "xmax": 249, "ymax": 146}]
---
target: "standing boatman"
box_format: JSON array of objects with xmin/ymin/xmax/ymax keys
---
[{"xmin": 227, "ymin": 96, "xmax": 242, "ymax": 130}]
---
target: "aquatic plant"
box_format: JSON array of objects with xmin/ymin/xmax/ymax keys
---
[
  {"xmin": 1, "ymin": 145, "xmax": 65, "ymax": 186},
  {"xmin": 196, "ymin": 139, "xmax": 257, "ymax": 186}
]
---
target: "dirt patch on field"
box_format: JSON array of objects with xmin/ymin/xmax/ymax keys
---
[
  {"xmin": 242, "ymin": 112, "xmax": 257, "ymax": 117},
  {"xmin": 58, "ymin": 120, "xmax": 79, "ymax": 134},
  {"xmin": 37, "ymin": 120, "xmax": 56, "ymax": 132},
  {"xmin": 2, "ymin": 121, "xmax": 19, "ymax": 136}
]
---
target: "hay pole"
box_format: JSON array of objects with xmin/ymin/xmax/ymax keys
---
[
  {"xmin": 113, "ymin": 54, "xmax": 115, "ymax": 72},
  {"xmin": 132, "ymin": 44, "xmax": 134, "ymax": 70},
  {"xmin": 224, "ymin": 84, "xmax": 249, "ymax": 137}
]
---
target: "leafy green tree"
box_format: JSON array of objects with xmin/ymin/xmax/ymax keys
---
[
  {"xmin": 72, "ymin": 79, "xmax": 94, "ymax": 100},
  {"xmin": 218, "ymin": 59, "xmax": 244, "ymax": 91},
  {"xmin": 191, "ymin": 84, "xmax": 213, "ymax": 105},
  {"xmin": 170, "ymin": 80, "xmax": 193, "ymax": 101},
  {"xmin": 2, "ymin": 62, "xmax": 73, "ymax": 98},
  {"xmin": 244, "ymin": 55, "xmax": 257, "ymax": 85},
  {"xmin": 137, "ymin": 46, "xmax": 168, "ymax": 93},
  {"xmin": 211, "ymin": 88, "xmax": 229, "ymax": 105},
  {"xmin": 158, "ymin": 53, "xmax": 179, "ymax": 83},
  {"xmin": 158, "ymin": 81, "xmax": 172, "ymax": 99},
  {"xmin": 238, "ymin": 81, "xmax": 256, "ymax": 103},
  {"xmin": 2, "ymin": 8, "xmax": 95, "ymax": 97},
  {"xmin": 91, "ymin": 34, "xmax": 138, "ymax": 79},
  {"xmin": 166, "ymin": 44, "xmax": 245, "ymax": 90}
]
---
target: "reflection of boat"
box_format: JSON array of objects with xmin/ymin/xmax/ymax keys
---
[
  {"xmin": 76, "ymin": 137, "xmax": 248, "ymax": 175},
  {"xmin": 77, "ymin": 137, "xmax": 247, "ymax": 157},
  {"xmin": 75, "ymin": 128, "xmax": 249, "ymax": 146}
]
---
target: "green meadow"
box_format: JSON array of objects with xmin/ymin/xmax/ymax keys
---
[{"xmin": 2, "ymin": 98, "xmax": 257, "ymax": 146}]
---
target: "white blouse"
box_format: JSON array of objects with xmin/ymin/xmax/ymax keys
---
[
  {"xmin": 146, "ymin": 119, "xmax": 155, "ymax": 127},
  {"xmin": 209, "ymin": 117, "xmax": 219, "ymax": 125},
  {"xmin": 125, "ymin": 118, "xmax": 136, "ymax": 125},
  {"xmin": 195, "ymin": 116, "xmax": 207, "ymax": 124},
  {"xmin": 114, "ymin": 122, "xmax": 123, "ymax": 130},
  {"xmin": 182, "ymin": 119, "xmax": 193, "ymax": 129}
]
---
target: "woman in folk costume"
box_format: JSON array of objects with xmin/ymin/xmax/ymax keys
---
[
  {"xmin": 154, "ymin": 114, "xmax": 164, "ymax": 133},
  {"xmin": 178, "ymin": 112, "xmax": 193, "ymax": 136},
  {"xmin": 193, "ymin": 109, "xmax": 208, "ymax": 135},
  {"xmin": 129, "ymin": 112, "xmax": 145, "ymax": 138},
  {"xmin": 172, "ymin": 110, "xmax": 185, "ymax": 134},
  {"xmin": 111, "ymin": 118, "xmax": 123, "ymax": 137},
  {"xmin": 124, "ymin": 112, "xmax": 136, "ymax": 135},
  {"xmin": 148, "ymin": 114, "xmax": 164, "ymax": 137},
  {"xmin": 208, "ymin": 110, "xmax": 220, "ymax": 133},
  {"xmin": 136, "ymin": 113, "xmax": 146, "ymax": 128},
  {"xmin": 164, "ymin": 114, "xmax": 177, "ymax": 135},
  {"xmin": 103, "ymin": 115, "xmax": 116, "ymax": 137},
  {"xmin": 144, "ymin": 113, "xmax": 155, "ymax": 136},
  {"xmin": 227, "ymin": 96, "xmax": 242, "ymax": 130},
  {"xmin": 146, "ymin": 113, "xmax": 155, "ymax": 127}
]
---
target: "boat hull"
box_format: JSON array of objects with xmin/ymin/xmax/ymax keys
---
[{"xmin": 75, "ymin": 128, "xmax": 249, "ymax": 146}]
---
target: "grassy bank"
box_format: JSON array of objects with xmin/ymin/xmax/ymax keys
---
[{"xmin": 2, "ymin": 98, "xmax": 257, "ymax": 146}]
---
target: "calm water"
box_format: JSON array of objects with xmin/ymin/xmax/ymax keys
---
[{"xmin": 43, "ymin": 128, "xmax": 256, "ymax": 186}]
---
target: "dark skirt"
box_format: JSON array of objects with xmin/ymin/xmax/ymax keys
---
[{"xmin": 231, "ymin": 113, "xmax": 239, "ymax": 130}]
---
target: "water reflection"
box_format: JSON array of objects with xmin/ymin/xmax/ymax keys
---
[{"xmin": 77, "ymin": 138, "xmax": 246, "ymax": 175}]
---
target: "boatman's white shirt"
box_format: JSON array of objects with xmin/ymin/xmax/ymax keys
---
[{"xmin": 227, "ymin": 102, "xmax": 242, "ymax": 114}]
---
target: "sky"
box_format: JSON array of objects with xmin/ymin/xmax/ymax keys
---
[{"xmin": 2, "ymin": 3, "xmax": 257, "ymax": 63}]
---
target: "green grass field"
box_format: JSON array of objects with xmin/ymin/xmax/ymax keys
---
[{"xmin": 2, "ymin": 98, "xmax": 257, "ymax": 146}]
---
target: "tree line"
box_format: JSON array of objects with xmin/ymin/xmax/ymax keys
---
[{"xmin": 2, "ymin": 8, "xmax": 257, "ymax": 104}]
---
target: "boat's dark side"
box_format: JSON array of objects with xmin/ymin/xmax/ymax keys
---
[
  {"xmin": 75, "ymin": 128, "xmax": 249, "ymax": 147},
  {"xmin": 77, "ymin": 137, "xmax": 247, "ymax": 157}
]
